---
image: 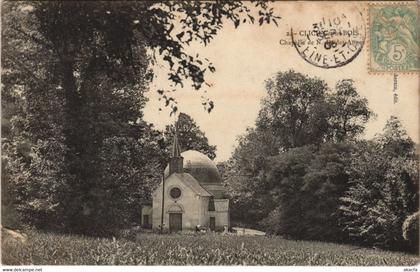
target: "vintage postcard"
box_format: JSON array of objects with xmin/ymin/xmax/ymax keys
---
[{"xmin": 1, "ymin": 0, "xmax": 419, "ymax": 270}]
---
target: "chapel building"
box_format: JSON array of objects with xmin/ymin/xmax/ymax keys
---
[{"xmin": 141, "ymin": 131, "xmax": 230, "ymax": 232}]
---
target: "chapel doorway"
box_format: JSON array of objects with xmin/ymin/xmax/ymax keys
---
[
  {"xmin": 210, "ymin": 217, "xmax": 216, "ymax": 231},
  {"xmin": 169, "ymin": 213, "xmax": 182, "ymax": 232},
  {"xmin": 143, "ymin": 214, "xmax": 150, "ymax": 228}
]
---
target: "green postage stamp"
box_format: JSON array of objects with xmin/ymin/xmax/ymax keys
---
[{"xmin": 369, "ymin": 3, "xmax": 419, "ymax": 72}]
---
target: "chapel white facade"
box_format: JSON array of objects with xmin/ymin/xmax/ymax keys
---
[{"xmin": 141, "ymin": 132, "xmax": 230, "ymax": 232}]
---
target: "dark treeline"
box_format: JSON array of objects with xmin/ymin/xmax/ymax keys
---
[{"xmin": 222, "ymin": 71, "xmax": 419, "ymax": 252}]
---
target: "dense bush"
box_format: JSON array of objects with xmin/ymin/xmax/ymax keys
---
[
  {"xmin": 1, "ymin": 161, "xmax": 21, "ymax": 230},
  {"xmin": 259, "ymin": 207, "xmax": 282, "ymax": 235},
  {"xmin": 229, "ymin": 113, "xmax": 419, "ymax": 252},
  {"xmin": 225, "ymin": 71, "xmax": 374, "ymax": 242},
  {"xmin": 340, "ymin": 118, "xmax": 418, "ymax": 251},
  {"xmin": 2, "ymin": 230, "xmax": 419, "ymax": 265},
  {"xmin": 403, "ymin": 211, "xmax": 419, "ymax": 252},
  {"xmin": 261, "ymin": 145, "xmax": 315, "ymax": 238},
  {"xmin": 260, "ymin": 143, "xmax": 352, "ymax": 242}
]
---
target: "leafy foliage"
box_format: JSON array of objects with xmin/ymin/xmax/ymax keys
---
[
  {"xmin": 257, "ymin": 71, "xmax": 373, "ymax": 149},
  {"xmin": 257, "ymin": 71, "xmax": 330, "ymax": 149},
  {"xmin": 260, "ymin": 145, "xmax": 316, "ymax": 236},
  {"xmin": 2, "ymin": 1, "xmax": 278, "ymax": 235},
  {"xmin": 72, "ymin": 135, "xmax": 166, "ymax": 236},
  {"xmin": 6, "ymin": 139, "xmax": 72, "ymax": 230},
  {"xmin": 339, "ymin": 117, "xmax": 419, "ymax": 250},
  {"xmin": 1, "ymin": 159, "xmax": 22, "ymax": 230},
  {"xmin": 224, "ymin": 127, "xmax": 278, "ymax": 226},
  {"xmin": 25, "ymin": 0, "xmax": 279, "ymax": 113},
  {"xmin": 259, "ymin": 142, "xmax": 352, "ymax": 241},
  {"xmin": 299, "ymin": 142, "xmax": 353, "ymax": 241},
  {"xmin": 326, "ymin": 80, "xmax": 373, "ymax": 141},
  {"xmin": 225, "ymin": 71, "xmax": 373, "ymax": 236},
  {"xmin": 225, "ymin": 72, "xmax": 417, "ymax": 251},
  {"xmin": 2, "ymin": 1, "xmax": 163, "ymax": 235},
  {"xmin": 402, "ymin": 211, "xmax": 419, "ymax": 253}
]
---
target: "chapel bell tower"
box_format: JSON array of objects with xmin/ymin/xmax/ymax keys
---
[{"xmin": 168, "ymin": 124, "xmax": 183, "ymax": 175}]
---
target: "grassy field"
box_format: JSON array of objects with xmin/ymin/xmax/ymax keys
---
[{"xmin": 2, "ymin": 230, "xmax": 419, "ymax": 265}]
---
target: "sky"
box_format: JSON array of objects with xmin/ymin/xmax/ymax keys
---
[{"xmin": 143, "ymin": 1, "xmax": 419, "ymax": 162}]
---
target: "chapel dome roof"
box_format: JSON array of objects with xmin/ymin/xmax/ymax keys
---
[{"xmin": 164, "ymin": 150, "xmax": 222, "ymax": 184}]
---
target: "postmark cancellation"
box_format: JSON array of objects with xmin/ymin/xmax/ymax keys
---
[{"xmin": 291, "ymin": 10, "xmax": 366, "ymax": 69}]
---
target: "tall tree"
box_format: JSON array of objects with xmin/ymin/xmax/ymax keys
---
[
  {"xmin": 226, "ymin": 71, "xmax": 373, "ymax": 230},
  {"xmin": 257, "ymin": 70, "xmax": 330, "ymax": 149},
  {"xmin": 340, "ymin": 117, "xmax": 418, "ymax": 250},
  {"xmin": 2, "ymin": 1, "xmax": 158, "ymax": 234},
  {"xmin": 295, "ymin": 142, "xmax": 353, "ymax": 241},
  {"xmin": 257, "ymin": 72, "xmax": 373, "ymax": 150},
  {"xmin": 260, "ymin": 145, "xmax": 316, "ymax": 236},
  {"xmin": 223, "ymin": 127, "xmax": 278, "ymax": 226},
  {"xmin": 2, "ymin": 1, "xmax": 72, "ymax": 230},
  {"xmin": 326, "ymin": 79, "xmax": 374, "ymax": 142},
  {"xmin": 259, "ymin": 142, "xmax": 353, "ymax": 241},
  {"xmin": 164, "ymin": 112, "xmax": 216, "ymax": 159}
]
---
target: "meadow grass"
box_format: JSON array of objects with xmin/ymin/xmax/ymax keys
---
[{"xmin": 2, "ymin": 230, "xmax": 419, "ymax": 265}]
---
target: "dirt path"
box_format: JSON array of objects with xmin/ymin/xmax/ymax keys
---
[{"xmin": 232, "ymin": 227, "xmax": 265, "ymax": 236}]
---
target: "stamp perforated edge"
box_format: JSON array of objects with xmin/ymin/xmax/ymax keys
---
[{"xmin": 367, "ymin": 1, "xmax": 420, "ymax": 75}]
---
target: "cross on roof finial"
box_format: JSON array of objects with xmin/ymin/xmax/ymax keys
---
[{"xmin": 171, "ymin": 118, "xmax": 181, "ymax": 158}]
